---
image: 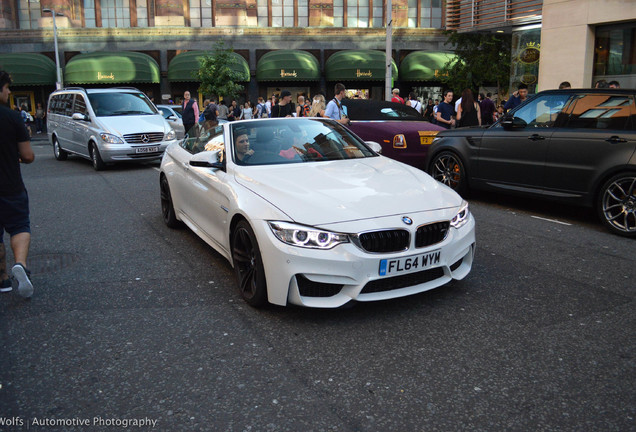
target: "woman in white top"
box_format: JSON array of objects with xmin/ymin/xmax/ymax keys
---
[
  {"xmin": 239, "ymin": 101, "xmax": 253, "ymax": 120},
  {"xmin": 406, "ymin": 92, "xmax": 422, "ymax": 114}
]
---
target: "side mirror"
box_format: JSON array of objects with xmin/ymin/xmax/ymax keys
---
[
  {"xmin": 501, "ymin": 115, "xmax": 527, "ymax": 130},
  {"xmin": 365, "ymin": 141, "xmax": 383, "ymax": 154},
  {"xmin": 167, "ymin": 115, "xmax": 177, "ymax": 120},
  {"xmin": 189, "ymin": 150, "xmax": 225, "ymax": 170},
  {"xmin": 72, "ymin": 112, "xmax": 89, "ymax": 121}
]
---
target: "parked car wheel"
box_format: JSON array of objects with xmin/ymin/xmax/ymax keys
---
[
  {"xmin": 90, "ymin": 143, "xmax": 106, "ymax": 171},
  {"xmin": 160, "ymin": 175, "xmax": 180, "ymax": 228},
  {"xmin": 231, "ymin": 220, "xmax": 268, "ymax": 307},
  {"xmin": 52, "ymin": 136, "xmax": 68, "ymax": 161},
  {"xmin": 597, "ymin": 172, "xmax": 636, "ymax": 238},
  {"xmin": 429, "ymin": 151, "xmax": 467, "ymax": 195}
]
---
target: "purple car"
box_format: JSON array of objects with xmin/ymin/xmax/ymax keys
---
[{"xmin": 342, "ymin": 99, "xmax": 443, "ymax": 171}]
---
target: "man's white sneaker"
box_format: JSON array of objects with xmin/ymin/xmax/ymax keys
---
[{"xmin": 12, "ymin": 264, "xmax": 33, "ymax": 298}]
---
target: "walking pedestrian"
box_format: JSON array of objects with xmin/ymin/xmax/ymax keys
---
[
  {"xmin": 0, "ymin": 70, "xmax": 35, "ymax": 298},
  {"xmin": 391, "ymin": 88, "xmax": 404, "ymax": 104},
  {"xmin": 480, "ymin": 92, "xmax": 495, "ymax": 125},
  {"xmin": 296, "ymin": 95, "xmax": 310, "ymax": 117},
  {"xmin": 181, "ymin": 91, "xmax": 199, "ymax": 134},
  {"xmin": 405, "ymin": 92, "xmax": 422, "ymax": 114},
  {"xmin": 239, "ymin": 101, "xmax": 253, "ymax": 120},
  {"xmin": 456, "ymin": 89, "xmax": 481, "ymax": 127},
  {"xmin": 271, "ymin": 90, "xmax": 295, "ymax": 118},
  {"xmin": 308, "ymin": 94, "xmax": 326, "ymax": 118},
  {"xmin": 435, "ymin": 90, "xmax": 455, "ymax": 129},
  {"xmin": 35, "ymin": 103, "xmax": 45, "ymax": 133},
  {"xmin": 217, "ymin": 99, "xmax": 229, "ymax": 120},
  {"xmin": 504, "ymin": 83, "xmax": 529, "ymax": 112},
  {"xmin": 325, "ymin": 83, "xmax": 350, "ymax": 125}
]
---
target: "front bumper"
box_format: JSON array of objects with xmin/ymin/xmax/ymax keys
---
[
  {"xmin": 99, "ymin": 140, "xmax": 176, "ymax": 162},
  {"xmin": 253, "ymin": 209, "xmax": 476, "ymax": 308}
]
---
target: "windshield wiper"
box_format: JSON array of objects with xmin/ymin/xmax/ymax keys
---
[{"xmin": 112, "ymin": 110, "xmax": 153, "ymax": 115}]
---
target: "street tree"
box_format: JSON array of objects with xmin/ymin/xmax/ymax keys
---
[
  {"xmin": 440, "ymin": 31, "xmax": 512, "ymax": 98},
  {"xmin": 195, "ymin": 41, "xmax": 244, "ymax": 101}
]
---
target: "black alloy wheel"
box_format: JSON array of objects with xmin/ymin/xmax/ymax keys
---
[
  {"xmin": 231, "ymin": 220, "xmax": 268, "ymax": 307},
  {"xmin": 160, "ymin": 175, "xmax": 180, "ymax": 228},
  {"xmin": 429, "ymin": 151, "xmax": 467, "ymax": 194},
  {"xmin": 53, "ymin": 137, "xmax": 68, "ymax": 161},
  {"xmin": 597, "ymin": 173, "xmax": 636, "ymax": 238}
]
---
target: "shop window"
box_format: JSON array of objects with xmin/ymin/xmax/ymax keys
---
[{"xmin": 594, "ymin": 23, "xmax": 636, "ymax": 76}]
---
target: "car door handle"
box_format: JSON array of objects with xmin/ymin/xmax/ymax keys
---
[
  {"xmin": 528, "ymin": 134, "xmax": 545, "ymax": 141},
  {"xmin": 605, "ymin": 136, "xmax": 627, "ymax": 144},
  {"xmin": 182, "ymin": 162, "xmax": 190, "ymax": 171}
]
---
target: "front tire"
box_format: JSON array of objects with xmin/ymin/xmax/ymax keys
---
[
  {"xmin": 231, "ymin": 221, "xmax": 268, "ymax": 307},
  {"xmin": 597, "ymin": 173, "xmax": 636, "ymax": 238},
  {"xmin": 90, "ymin": 143, "xmax": 106, "ymax": 171},
  {"xmin": 429, "ymin": 151, "xmax": 467, "ymax": 195},
  {"xmin": 52, "ymin": 137, "xmax": 68, "ymax": 161},
  {"xmin": 160, "ymin": 175, "xmax": 180, "ymax": 228}
]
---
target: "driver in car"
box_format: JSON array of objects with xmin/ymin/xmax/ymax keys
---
[{"xmin": 234, "ymin": 127, "xmax": 254, "ymax": 162}]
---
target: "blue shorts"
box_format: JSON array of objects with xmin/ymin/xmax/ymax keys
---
[{"xmin": 0, "ymin": 190, "xmax": 30, "ymax": 243}]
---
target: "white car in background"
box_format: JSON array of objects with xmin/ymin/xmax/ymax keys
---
[{"xmin": 159, "ymin": 118, "xmax": 475, "ymax": 308}]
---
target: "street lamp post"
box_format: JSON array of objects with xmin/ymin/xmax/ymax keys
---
[
  {"xmin": 42, "ymin": 8, "xmax": 63, "ymax": 89},
  {"xmin": 385, "ymin": 0, "xmax": 393, "ymax": 102}
]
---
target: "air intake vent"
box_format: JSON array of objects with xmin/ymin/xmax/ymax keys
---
[
  {"xmin": 415, "ymin": 222, "xmax": 450, "ymax": 248},
  {"xmin": 357, "ymin": 230, "xmax": 410, "ymax": 253}
]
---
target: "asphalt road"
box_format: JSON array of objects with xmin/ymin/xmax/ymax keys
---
[{"xmin": 1, "ymin": 139, "xmax": 634, "ymax": 431}]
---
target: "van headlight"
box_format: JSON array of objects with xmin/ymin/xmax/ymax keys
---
[
  {"xmin": 100, "ymin": 133, "xmax": 124, "ymax": 144},
  {"xmin": 450, "ymin": 201, "xmax": 470, "ymax": 229},
  {"xmin": 268, "ymin": 221, "xmax": 349, "ymax": 250},
  {"xmin": 165, "ymin": 129, "xmax": 176, "ymax": 141}
]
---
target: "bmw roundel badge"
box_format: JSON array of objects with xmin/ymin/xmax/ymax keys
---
[{"xmin": 402, "ymin": 216, "xmax": 413, "ymax": 225}]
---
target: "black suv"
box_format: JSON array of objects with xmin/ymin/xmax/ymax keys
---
[{"xmin": 426, "ymin": 89, "xmax": 636, "ymax": 237}]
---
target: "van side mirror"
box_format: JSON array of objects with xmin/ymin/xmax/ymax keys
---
[{"xmin": 71, "ymin": 113, "xmax": 89, "ymax": 122}]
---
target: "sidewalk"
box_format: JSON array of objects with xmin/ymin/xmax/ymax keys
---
[{"xmin": 30, "ymin": 131, "xmax": 49, "ymax": 143}]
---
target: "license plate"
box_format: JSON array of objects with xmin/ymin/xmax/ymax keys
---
[
  {"xmin": 379, "ymin": 250, "xmax": 441, "ymax": 276},
  {"xmin": 135, "ymin": 146, "xmax": 159, "ymax": 154}
]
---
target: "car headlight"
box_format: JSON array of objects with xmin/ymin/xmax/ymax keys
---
[
  {"xmin": 450, "ymin": 201, "xmax": 470, "ymax": 229},
  {"xmin": 100, "ymin": 133, "xmax": 124, "ymax": 144},
  {"xmin": 165, "ymin": 129, "xmax": 176, "ymax": 141},
  {"xmin": 268, "ymin": 221, "xmax": 349, "ymax": 250}
]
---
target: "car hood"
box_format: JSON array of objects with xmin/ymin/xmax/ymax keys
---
[
  {"xmin": 97, "ymin": 114, "xmax": 169, "ymax": 135},
  {"xmin": 234, "ymin": 156, "xmax": 462, "ymax": 225}
]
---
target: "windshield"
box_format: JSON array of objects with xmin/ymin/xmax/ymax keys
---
[
  {"xmin": 231, "ymin": 119, "xmax": 378, "ymax": 166},
  {"xmin": 88, "ymin": 92, "xmax": 157, "ymax": 117}
]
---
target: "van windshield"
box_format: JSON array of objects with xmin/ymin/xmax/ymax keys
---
[{"xmin": 88, "ymin": 92, "xmax": 157, "ymax": 117}]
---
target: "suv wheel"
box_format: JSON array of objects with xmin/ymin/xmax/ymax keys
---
[
  {"xmin": 597, "ymin": 172, "xmax": 636, "ymax": 238},
  {"xmin": 429, "ymin": 151, "xmax": 467, "ymax": 195},
  {"xmin": 52, "ymin": 137, "xmax": 68, "ymax": 161},
  {"xmin": 90, "ymin": 143, "xmax": 106, "ymax": 171}
]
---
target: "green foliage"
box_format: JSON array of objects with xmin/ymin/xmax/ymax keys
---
[
  {"xmin": 195, "ymin": 41, "xmax": 244, "ymax": 101},
  {"xmin": 440, "ymin": 31, "xmax": 511, "ymax": 97}
]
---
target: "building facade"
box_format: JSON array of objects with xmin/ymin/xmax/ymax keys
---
[{"xmin": 0, "ymin": 0, "xmax": 455, "ymax": 114}]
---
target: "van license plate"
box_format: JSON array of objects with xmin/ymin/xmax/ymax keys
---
[
  {"xmin": 135, "ymin": 146, "xmax": 159, "ymax": 154},
  {"xmin": 379, "ymin": 250, "xmax": 441, "ymax": 276}
]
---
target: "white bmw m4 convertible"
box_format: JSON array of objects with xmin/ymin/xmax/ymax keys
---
[{"xmin": 159, "ymin": 118, "xmax": 475, "ymax": 308}]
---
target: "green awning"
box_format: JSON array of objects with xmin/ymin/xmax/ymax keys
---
[
  {"xmin": 325, "ymin": 50, "xmax": 398, "ymax": 81},
  {"xmin": 168, "ymin": 50, "xmax": 250, "ymax": 82},
  {"xmin": 400, "ymin": 51, "xmax": 458, "ymax": 81},
  {"xmin": 256, "ymin": 50, "xmax": 320, "ymax": 81},
  {"xmin": 0, "ymin": 53, "xmax": 57, "ymax": 86},
  {"xmin": 64, "ymin": 51, "xmax": 160, "ymax": 84}
]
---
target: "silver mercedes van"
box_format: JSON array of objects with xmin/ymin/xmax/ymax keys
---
[{"xmin": 47, "ymin": 87, "xmax": 177, "ymax": 170}]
